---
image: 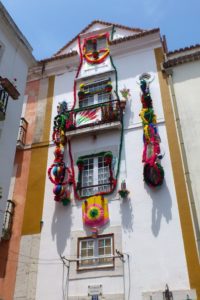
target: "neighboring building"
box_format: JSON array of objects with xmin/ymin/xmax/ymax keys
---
[
  {"xmin": 163, "ymin": 45, "xmax": 200, "ymax": 255},
  {"xmin": 1, "ymin": 20, "xmax": 199, "ymax": 300},
  {"xmin": 0, "ymin": 1, "xmax": 35, "ymax": 298}
]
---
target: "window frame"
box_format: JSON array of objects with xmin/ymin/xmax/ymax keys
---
[
  {"xmin": 77, "ymin": 233, "xmax": 115, "ymax": 271},
  {"xmin": 78, "ymin": 154, "xmax": 111, "ymax": 197},
  {"xmin": 79, "ymin": 78, "xmax": 112, "ymax": 109}
]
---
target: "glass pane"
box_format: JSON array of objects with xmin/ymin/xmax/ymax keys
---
[
  {"xmin": 81, "ymin": 249, "xmax": 87, "ymax": 257},
  {"xmin": 88, "ymin": 241, "xmax": 94, "ymax": 248},
  {"xmin": 81, "ymin": 241, "xmax": 87, "ymax": 248},
  {"xmin": 88, "ymin": 249, "xmax": 94, "ymax": 256},
  {"xmin": 99, "ymin": 248, "xmax": 104, "ymax": 255},
  {"xmin": 98, "ymin": 239, "xmax": 105, "ymax": 247},
  {"xmin": 105, "ymin": 239, "xmax": 111, "ymax": 246},
  {"xmin": 105, "ymin": 247, "xmax": 111, "ymax": 255}
]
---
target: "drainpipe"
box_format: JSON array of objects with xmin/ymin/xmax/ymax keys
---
[{"xmin": 164, "ymin": 67, "xmax": 200, "ymax": 257}]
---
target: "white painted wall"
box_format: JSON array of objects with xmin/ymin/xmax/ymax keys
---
[
  {"xmin": 0, "ymin": 8, "xmax": 34, "ymax": 237},
  {"xmin": 172, "ymin": 61, "xmax": 200, "ymax": 247},
  {"xmin": 35, "ymin": 41, "xmax": 190, "ymax": 300}
]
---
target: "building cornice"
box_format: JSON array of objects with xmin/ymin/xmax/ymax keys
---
[
  {"xmin": 163, "ymin": 50, "xmax": 200, "ymax": 68},
  {"xmin": 167, "ymin": 44, "xmax": 200, "ymax": 56}
]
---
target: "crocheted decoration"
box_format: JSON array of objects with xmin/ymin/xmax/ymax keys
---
[{"xmin": 139, "ymin": 78, "xmax": 164, "ymax": 187}]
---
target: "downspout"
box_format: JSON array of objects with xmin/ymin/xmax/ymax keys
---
[{"xmin": 164, "ymin": 67, "xmax": 200, "ymax": 257}]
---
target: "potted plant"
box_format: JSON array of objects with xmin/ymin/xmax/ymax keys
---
[
  {"xmin": 104, "ymin": 152, "xmax": 113, "ymax": 165},
  {"xmin": 78, "ymin": 83, "xmax": 85, "ymax": 100},
  {"xmin": 118, "ymin": 180, "xmax": 129, "ymax": 199},
  {"xmin": 92, "ymin": 50, "xmax": 99, "ymax": 59},
  {"xmin": 76, "ymin": 158, "xmax": 84, "ymax": 171},
  {"xmin": 120, "ymin": 87, "xmax": 130, "ymax": 110},
  {"xmin": 105, "ymin": 82, "xmax": 112, "ymax": 93}
]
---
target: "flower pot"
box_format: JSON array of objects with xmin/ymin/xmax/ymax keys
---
[
  {"xmin": 92, "ymin": 51, "xmax": 99, "ymax": 59},
  {"xmin": 120, "ymin": 100, "xmax": 127, "ymax": 110}
]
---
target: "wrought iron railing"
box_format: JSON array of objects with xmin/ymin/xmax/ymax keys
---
[
  {"xmin": 17, "ymin": 117, "xmax": 28, "ymax": 147},
  {"xmin": 2, "ymin": 200, "xmax": 15, "ymax": 240},
  {"xmin": 65, "ymin": 99, "xmax": 122, "ymax": 132},
  {"xmin": 0, "ymin": 85, "xmax": 9, "ymax": 121}
]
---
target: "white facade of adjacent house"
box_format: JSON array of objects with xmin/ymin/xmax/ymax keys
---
[
  {"xmin": 13, "ymin": 22, "xmax": 198, "ymax": 300},
  {"xmin": 163, "ymin": 46, "xmax": 200, "ymax": 254},
  {"xmin": 0, "ymin": 2, "xmax": 35, "ymax": 238}
]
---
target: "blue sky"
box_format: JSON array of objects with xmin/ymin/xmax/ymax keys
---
[{"xmin": 1, "ymin": 0, "xmax": 200, "ymax": 60}]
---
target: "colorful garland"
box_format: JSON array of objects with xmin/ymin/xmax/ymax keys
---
[
  {"xmin": 48, "ymin": 102, "xmax": 73, "ymax": 205},
  {"xmin": 75, "ymin": 151, "xmax": 117, "ymax": 198},
  {"xmin": 82, "ymin": 33, "xmax": 110, "ymax": 64},
  {"xmin": 139, "ymin": 78, "xmax": 164, "ymax": 187}
]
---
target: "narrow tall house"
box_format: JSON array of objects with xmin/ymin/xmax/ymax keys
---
[
  {"xmin": 0, "ymin": 1, "xmax": 34, "ymax": 253},
  {"xmin": 2, "ymin": 21, "xmax": 200, "ymax": 300}
]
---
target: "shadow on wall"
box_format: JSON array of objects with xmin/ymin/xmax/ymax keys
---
[
  {"xmin": 145, "ymin": 181, "xmax": 172, "ymax": 237},
  {"xmin": 120, "ymin": 198, "xmax": 134, "ymax": 234},
  {"xmin": 51, "ymin": 203, "xmax": 73, "ymax": 255}
]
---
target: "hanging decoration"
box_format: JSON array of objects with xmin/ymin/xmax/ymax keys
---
[
  {"xmin": 48, "ymin": 101, "xmax": 73, "ymax": 206},
  {"xmin": 139, "ymin": 78, "xmax": 164, "ymax": 187},
  {"xmin": 82, "ymin": 195, "xmax": 109, "ymax": 234},
  {"xmin": 48, "ymin": 29, "xmax": 124, "ymax": 204},
  {"xmin": 82, "ymin": 33, "xmax": 110, "ymax": 64},
  {"xmin": 118, "ymin": 180, "xmax": 129, "ymax": 199}
]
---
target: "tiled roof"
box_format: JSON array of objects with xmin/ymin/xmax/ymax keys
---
[
  {"xmin": 163, "ymin": 50, "xmax": 200, "ymax": 68},
  {"xmin": 167, "ymin": 44, "xmax": 200, "ymax": 56},
  {"xmin": 110, "ymin": 28, "xmax": 159, "ymax": 45},
  {"xmin": 38, "ymin": 28, "xmax": 159, "ymax": 64},
  {"xmin": 39, "ymin": 50, "xmax": 78, "ymax": 64},
  {"xmin": 54, "ymin": 20, "xmax": 145, "ymax": 56}
]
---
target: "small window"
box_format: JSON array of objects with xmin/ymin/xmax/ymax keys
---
[
  {"xmin": 78, "ymin": 234, "xmax": 114, "ymax": 270},
  {"xmin": 81, "ymin": 156, "xmax": 110, "ymax": 197}
]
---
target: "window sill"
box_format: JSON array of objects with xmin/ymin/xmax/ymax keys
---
[{"xmin": 77, "ymin": 264, "xmax": 114, "ymax": 272}]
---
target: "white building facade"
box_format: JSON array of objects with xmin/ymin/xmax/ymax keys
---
[
  {"xmin": 163, "ymin": 45, "xmax": 200, "ymax": 255},
  {"xmin": 0, "ymin": 2, "xmax": 35, "ymax": 240},
  {"xmin": 8, "ymin": 21, "xmax": 200, "ymax": 300}
]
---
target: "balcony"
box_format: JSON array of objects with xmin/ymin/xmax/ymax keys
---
[
  {"xmin": 2, "ymin": 200, "xmax": 15, "ymax": 241},
  {"xmin": 65, "ymin": 99, "xmax": 123, "ymax": 137},
  {"xmin": 0, "ymin": 77, "xmax": 20, "ymax": 121},
  {"xmin": 17, "ymin": 117, "xmax": 28, "ymax": 149},
  {"xmin": 0, "ymin": 85, "xmax": 9, "ymax": 121}
]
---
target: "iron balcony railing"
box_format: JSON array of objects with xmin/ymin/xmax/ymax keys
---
[
  {"xmin": 17, "ymin": 117, "xmax": 28, "ymax": 148},
  {"xmin": 0, "ymin": 84, "xmax": 9, "ymax": 121},
  {"xmin": 2, "ymin": 200, "xmax": 15, "ymax": 240},
  {"xmin": 65, "ymin": 99, "xmax": 123, "ymax": 132}
]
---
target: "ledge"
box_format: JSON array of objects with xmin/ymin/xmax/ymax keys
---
[{"xmin": 65, "ymin": 121, "xmax": 122, "ymax": 137}]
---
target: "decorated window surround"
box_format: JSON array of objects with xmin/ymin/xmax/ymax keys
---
[
  {"xmin": 78, "ymin": 77, "xmax": 112, "ymax": 108},
  {"xmin": 77, "ymin": 233, "xmax": 114, "ymax": 270},
  {"xmin": 76, "ymin": 151, "xmax": 116, "ymax": 198}
]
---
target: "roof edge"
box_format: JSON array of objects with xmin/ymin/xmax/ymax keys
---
[
  {"xmin": 167, "ymin": 44, "xmax": 200, "ymax": 56},
  {"xmin": 0, "ymin": 1, "xmax": 33, "ymax": 54},
  {"xmin": 38, "ymin": 29, "xmax": 160, "ymax": 65},
  {"xmin": 54, "ymin": 20, "xmax": 146, "ymax": 56}
]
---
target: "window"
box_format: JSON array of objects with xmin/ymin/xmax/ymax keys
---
[
  {"xmin": 79, "ymin": 79, "xmax": 112, "ymax": 108},
  {"xmin": 78, "ymin": 234, "xmax": 114, "ymax": 270},
  {"xmin": 81, "ymin": 156, "xmax": 110, "ymax": 197},
  {"xmin": 85, "ymin": 37, "xmax": 106, "ymax": 53}
]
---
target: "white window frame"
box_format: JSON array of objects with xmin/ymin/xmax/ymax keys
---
[
  {"xmin": 79, "ymin": 79, "xmax": 111, "ymax": 108},
  {"xmin": 81, "ymin": 156, "xmax": 110, "ymax": 197},
  {"xmin": 78, "ymin": 234, "xmax": 114, "ymax": 270}
]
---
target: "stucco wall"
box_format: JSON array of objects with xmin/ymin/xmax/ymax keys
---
[
  {"xmin": 172, "ymin": 61, "xmax": 200, "ymax": 249},
  {"xmin": 32, "ymin": 44, "xmax": 190, "ymax": 300},
  {"xmin": 0, "ymin": 14, "xmax": 33, "ymax": 237}
]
